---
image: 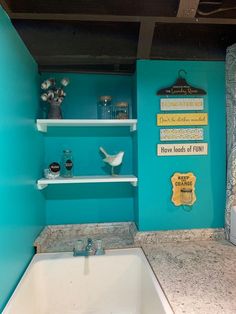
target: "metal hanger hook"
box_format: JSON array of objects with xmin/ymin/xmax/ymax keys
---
[{"xmin": 178, "ymin": 69, "xmax": 187, "ymax": 78}]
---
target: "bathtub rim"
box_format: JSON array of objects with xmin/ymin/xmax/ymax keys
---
[{"xmin": 3, "ymin": 247, "xmax": 174, "ymax": 314}]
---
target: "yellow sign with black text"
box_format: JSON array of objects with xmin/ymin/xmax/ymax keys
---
[
  {"xmin": 157, "ymin": 113, "xmax": 208, "ymax": 126},
  {"xmin": 171, "ymin": 172, "xmax": 196, "ymax": 206}
]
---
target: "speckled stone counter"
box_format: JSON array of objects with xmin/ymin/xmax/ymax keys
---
[
  {"xmin": 143, "ymin": 240, "xmax": 236, "ymax": 314},
  {"xmin": 34, "ymin": 222, "xmax": 137, "ymax": 253},
  {"xmin": 34, "ymin": 224, "xmax": 236, "ymax": 314}
]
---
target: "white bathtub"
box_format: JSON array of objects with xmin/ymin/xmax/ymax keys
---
[{"xmin": 3, "ymin": 248, "xmax": 173, "ymax": 314}]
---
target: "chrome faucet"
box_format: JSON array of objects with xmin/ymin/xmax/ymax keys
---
[
  {"xmin": 73, "ymin": 238, "xmax": 104, "ymax": 256},
  {"xmin": 85, "ymin": 238, "xmax": 96, "ymax": 256}
]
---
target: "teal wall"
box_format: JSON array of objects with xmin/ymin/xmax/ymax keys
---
[
  {"xmin": 40, "ymin": 73, "xmax": 134, "ymax": 119},
  {"xmin": 40, "ymin": 73, "xmax": 135, "ymax": 224},
  {"xmin": 0, "ymin": 8, "xmax": 227, "ymax": 310},
  {"xmin": 136, "ymin": 60, "xmax": 226, "ymax": 231},
  {"xmin": 0, "ymin": 7, "xmax": 45, "ymax": 310},
  {"xmin": 41, "ymin": 62, "xmax": 226, "ymax": 229}
]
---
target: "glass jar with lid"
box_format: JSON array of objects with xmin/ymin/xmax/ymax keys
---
[
  {"xmin": 114, "ymin": 102, "xmax": 129, "ymax": 119},
  {"xmin": 97, "ymin": 96, "xmax": 112, "ymax": 119},
  {"xmin": 61, "ymin": 149, "xmax": 73, "ymax": 177}
]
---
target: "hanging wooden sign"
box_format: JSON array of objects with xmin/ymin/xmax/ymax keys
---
[
  {"xmin": 160, "ymin": 128, "xmax": 204, "ymax": 141},
  {"xmin": 157, "ymin": 113, "xmax": 208, "ymax": 126},
  {"xmin": 157, "ymin": 143, "xmax": 208, "ymax": 156},
  {"xmin": 171, "ymin": 172, "xmax": 196, "ymax": 206},
  {"xmin": 157, "ymin": 70, "xmax": 206, "ymax": 96},
  {"xmin": 157, "ymin": 84, "xmax": 206, "ymax": 96},
  {"xmin": 160, "ymin": 98, "xmax": 204, "ymax": 111}
]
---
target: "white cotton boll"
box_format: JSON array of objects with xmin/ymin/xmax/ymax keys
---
[
  {"xmin": 57, "ymin": 89, "xmax": 63, "ymax": 97},
  {"xmin": 41, "ymin": 93, "xmax": 48, "ymax": 101},
  {"xmin": 59, "ymin": 90, "xmax": 66, "ymax": 97},
  {"xmin": 41, "ymin": 81, "xmax": 48, "ymax": 90},
  {"xmin": 41, "ymin": 80, "xmax": 51, "ymax": 90},
  {"xmin": 61, "ymin": 78, "xmax": 70, "ymax": 87},
  {"xmin": 47, "ymin": 90, "xmax": 54, "ymax": 99}
]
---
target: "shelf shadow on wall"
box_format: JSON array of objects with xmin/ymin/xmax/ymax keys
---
[
  {"xmin": 46, "ymin": 127, "xmax": 132, "ymax": 138},
  {"xmin": 43, "ymin": 182, "xmax": 134, "ymax": 200}
]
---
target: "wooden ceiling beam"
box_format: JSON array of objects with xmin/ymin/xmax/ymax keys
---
[
  {"xmin": 9, "ymin": 12, "xmax": 236, "ymax": 25},
  {"xmin": 137, "ymin": 20, "xmax": 155, "ymax": 59},
  {"xmin": 35, "ymin": 55, "xmax": 135, "ymax": 66},
  {"xmin": 38, "ymin": 65, "xmax": 135, "ymax": 75},
  {"xmin": 177, "ymin": 0, "xmax": 200, "ymax": 18},
  {"xmin": 10, "ymin": 13, "xmax": 139, "ymax": 22}
]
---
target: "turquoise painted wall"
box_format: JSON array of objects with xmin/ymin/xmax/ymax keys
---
[
  {"xmin": 0, "ymin": 7, "xmax": 45, "ymax": 310},
  {"xmin": 40, "ymin": 73, "xmax": 134, "ymax": 119},
  {"xmin": 136, "ymin": 60, "xmax": 226, "ymax": 231},
  {"xmin": 40, "ymin": 73, "xmax": 135, "ymax": 224},
  {"xmin": 0, "ymin": 8, "xmax": 227, "ymax": 310}
]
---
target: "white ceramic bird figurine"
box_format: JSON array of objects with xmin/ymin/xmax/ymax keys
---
[{"xmin": 99, "ymin": 146, "xmax": 124, "ymax": 176}]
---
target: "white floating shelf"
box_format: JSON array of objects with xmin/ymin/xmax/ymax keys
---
[
  {"xmin": 37, "ymin": 175, "xmax": 138, "ymax": 190},
  {"xmin": 36, "ymin": 119, "xmax": 137, "ymax": 133}
]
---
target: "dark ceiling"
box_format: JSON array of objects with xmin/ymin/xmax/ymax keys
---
[{"xmin": 2, "ymin": 0, "xmax": 236, "ymax": 74}]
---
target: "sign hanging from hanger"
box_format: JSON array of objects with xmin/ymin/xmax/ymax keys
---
[{"xmin": 157, "ymin": 70, "xmax": 207, "ymax": 96}]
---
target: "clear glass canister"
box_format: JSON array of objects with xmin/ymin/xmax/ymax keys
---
[
  {"xmin": 114, "ymin": 102, "xmax": 129, "ymax": 119},
  {"xmin": 97, "ymin": 96, "xmax": 112, "ymax": 119},
  {"xmin": 61, "ymin": 149, "xmax": 73, "ymax": 177}
]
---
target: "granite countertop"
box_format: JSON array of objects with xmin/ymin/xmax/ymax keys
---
[
  {"xmin": 142, "ymin": 240, "xmax": 236, "ymax": 314},
  {"xmin": 34, "ymin": 223, "xmax": 236, "ymax": 314}
]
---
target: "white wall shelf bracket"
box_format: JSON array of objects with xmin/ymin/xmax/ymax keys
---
[
  {"xmin": 37, "ymin": 183, "xmax": 48, "ymax": 190},
  {"xmin": 130, "ymin": 123, "xmax": 137, "ymax": 132},
  {"xmin": 36, "ymin": 122, "xmax": 47, "ymax": 132}
]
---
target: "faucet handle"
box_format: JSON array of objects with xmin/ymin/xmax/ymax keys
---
[
  {"xmin": 73, "ymin": 239, "xmax": 84, "ymax": 256},
  {"xmin": 95, "ymin": 239, "xmax": 105, "ymax": 255}
]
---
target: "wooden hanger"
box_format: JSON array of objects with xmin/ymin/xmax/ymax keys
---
[{"xmin": 157, "ymin": 70, "xmax": 206, "ymax": 96}]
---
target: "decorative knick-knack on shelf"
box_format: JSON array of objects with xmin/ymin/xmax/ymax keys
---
[
  {"xmin": 44, "ymin": 162, "xmax": 61, "ymax": 179},
  {"xmin": 41, "ymin": 77, "xmax": 70, "ymax": 119},
  {"xmin": 99, "ymin": 146, "xmax": 124, "ymax": 176},
  {"xmin": 61, "ymin": 149, "xmax": 73, "ymax": 177}
]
